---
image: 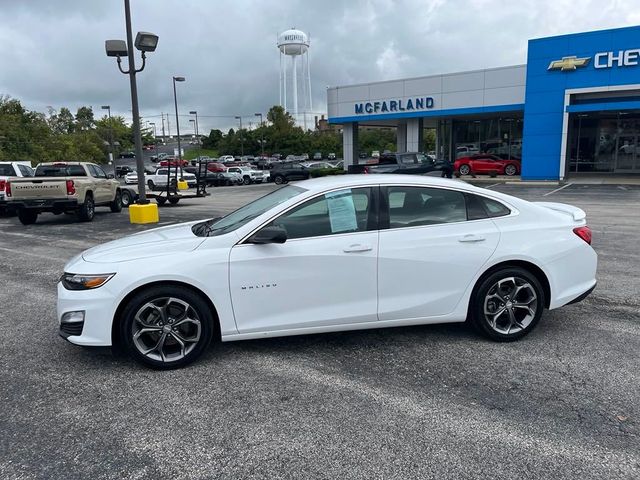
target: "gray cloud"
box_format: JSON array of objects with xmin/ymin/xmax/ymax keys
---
[{"xmin": 1, "ymin": 0, "xmax": 639, "ymax": 133}]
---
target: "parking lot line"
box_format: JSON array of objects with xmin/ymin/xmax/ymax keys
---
[
  {"xmin": 543, "ymin": 183, "xmax": 573, "ymax": 196},
  {"xmin": 484, "ymin": 182, "xmax": 502, "ymax": 189}
]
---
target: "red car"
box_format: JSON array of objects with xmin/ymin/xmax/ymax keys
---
[
  {"xmin": 206, "ymin": 162, "xmax": 227, "ymax": 172},
  {"xmin": 454, "ymin": 154, "xmax": 521, "ymax": 176},
  {"xmin": 159, "ymin": 157, "xmax": 189, "ymax": 167}
]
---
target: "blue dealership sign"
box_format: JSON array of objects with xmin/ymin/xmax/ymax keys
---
[{"xmin": 522, "ymin": 25, "xmax": 640, "ymax": 180}]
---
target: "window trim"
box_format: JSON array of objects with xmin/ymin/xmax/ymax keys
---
[{"xmin": 237, "ymin": 185, "xmax": 380, "ymax": 245}]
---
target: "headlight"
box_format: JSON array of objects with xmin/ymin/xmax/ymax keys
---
[{"xmin": 60, "ymin": 273, "xmax": 115, "ymax": 290}]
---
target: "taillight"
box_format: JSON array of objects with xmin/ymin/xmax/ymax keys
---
[
  {"xmin": 573, "ymin": 226, "xmax": 592, "ymax": 245},
  {"xmin": 5, "ymin": 181, "xmax": 11, "ymax": 197},
  {"xmin": 363, "ymin": 166, "xmax": 369, "ymax": 174},
  {"xmin": 66, "ymin": 179, "xmax": 76, "ymax": 195},
  {"xmin": 0, "ymin": 179, "xmax": 5, "ymax": 193}
]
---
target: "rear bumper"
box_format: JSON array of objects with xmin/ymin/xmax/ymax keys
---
[
  {"xmin": 3, "ymin": 198, "xmax": 78, "ymax": 212},
  {"xmin": 567, "ymin": 282, "xmax": 596, "ymax": 305}
]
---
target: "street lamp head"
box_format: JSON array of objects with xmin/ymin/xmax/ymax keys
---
[
  {"xmin": 234, "ymin": 116, "xmax": 241, "ymax": 120},
  {"xmin": 105, "ymin": 39, "xmax": 128, "ymax": 57},
  {"xmin": 173, "ymin": 76, "xmax": 186, "ymax": 82},
  {"xmin": 134, "ymin": 32, "xmax": 159, "ymax": 52},
  {"xmin": 254, "ymin": 113, "xmax": 261, "ymax": 116},
  {"xmin": 101, "ymin": 105, "xmax": 110, "ymax": 110},
  {"xmin": 189, "ymin": 110, "xmax": 197, "ymax": 115}
]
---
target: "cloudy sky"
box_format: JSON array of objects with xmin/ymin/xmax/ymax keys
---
[{"xmin": 1, "ymin": 0, "xmax": 639, "ymax": 133}]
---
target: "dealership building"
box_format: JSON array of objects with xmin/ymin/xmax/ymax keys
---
[{"xmin": 327, "ymin": 25, "xmax": 640, "ymax": 180}]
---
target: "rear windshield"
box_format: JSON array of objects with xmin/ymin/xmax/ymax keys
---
[
  {"xmin": 0, "ymin": 164, "xmax": 15, "ymax": 175},
  {"xmin": 35, "ymin": 165, "xmax": 87, "ymax": 177}
]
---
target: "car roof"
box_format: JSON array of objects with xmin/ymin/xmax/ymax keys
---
[{"xmin": 298, "ymin": 174, "xmax": 484, "ymax": 193}]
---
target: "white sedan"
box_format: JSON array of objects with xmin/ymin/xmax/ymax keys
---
[
  {"xmin": 57, "ymin": 175, "xmax": 597, "ymax": 369},
  {"xmin": 124, "ymin": 172, "xmax": 138, "ymax": 185}
]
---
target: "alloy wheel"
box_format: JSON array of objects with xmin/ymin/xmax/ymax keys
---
[
  {"xmin": 483, "ymin": 276, "xmax": 538, "ymax": 335},
  {"xmin": 459, "ymin": 164, "xmax": 470, "ymax": 175},
  {"xmin": 505, "ymin": 164, "xmax": 517, "ymax": 176},
  {"xmin": 131, "ymin": 297, "xmax": 202, "ymax": 363}
]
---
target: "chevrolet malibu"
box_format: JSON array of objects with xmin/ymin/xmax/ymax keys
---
[{"xmin": 58, "ymin": 175, "xmax": 597, "ymax": 369}]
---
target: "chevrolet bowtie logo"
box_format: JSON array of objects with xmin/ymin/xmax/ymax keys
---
[{"xmin": 548, "ymin": 56, "xmax": 591, "ymax": 71}]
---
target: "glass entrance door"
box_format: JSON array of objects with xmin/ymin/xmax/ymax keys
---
[{"xmin": 616, "ymin": 135, "xmax": 639, "ymax": 172}]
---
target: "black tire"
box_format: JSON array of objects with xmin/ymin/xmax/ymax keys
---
[
  {"xmin": 121, "ymin": 189, "xmax": 133, "ymax": 208},
  {"xmin": 274, "ymin": 174, "xmax": 286, "ymax": 185},
  {"xmin": 110, "ymin": 189, "xmax": 123, "ymax": 212},
  {"xmin": 78, "ymin": 194, "xmax": 95, "ymax": 222},
  {"xmin": 18, "ymin": 209, "xmax": 38, "ymax": 225},
  {"xmin": 168, "ymin": 197, "xmax": 180, "ymax": 205},
  {"xmin": 504, "ymin": 164, "xmax": 517, "ymax": 176},
  {"xmin": 459, "ymin": 164, "xmax": 471, "ymax": 176},
  {"xmin": 147, "ymin": 180, "xmax": 155, "ymax": 190},
  {"xmin": 118, "ymin": 285, "xmax": 215, "ymax": 369},
  {"xmin": 156, "ymin": 197, "xmax": 167, "ymax": 206},
  {"xmin": 469, "ymin": 267, "xmax": 545, "ymax": 342},
  {"xmin": 243, "ymin": 176, "xmax": 251, "ymax": 185}
]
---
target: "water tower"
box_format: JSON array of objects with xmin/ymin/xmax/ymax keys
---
[{"xmin": 278, "ymin": 28, "xmax": 312, "ymax": 127}]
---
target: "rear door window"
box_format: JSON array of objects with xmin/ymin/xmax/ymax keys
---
[{"xmin": 387, "ymin": 186, "xmax": 467, "ymax": 228}]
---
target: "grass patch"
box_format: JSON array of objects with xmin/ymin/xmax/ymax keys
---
[{"xmin": 184, "ymin": 148, "xmax": 218, "ymax": 160}]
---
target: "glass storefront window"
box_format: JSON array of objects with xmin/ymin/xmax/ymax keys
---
[
  {"xmin": 450, "ymin": 117, "xmax": 523, "ymax": 160},
  {"xmin": 568, "ymin": 112, "xmax": 640, "ymax": 173}
]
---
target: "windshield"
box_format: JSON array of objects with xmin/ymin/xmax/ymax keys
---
[{"xmin": 192, "ymin": 185, "xmax": 306, "ymax": 237}]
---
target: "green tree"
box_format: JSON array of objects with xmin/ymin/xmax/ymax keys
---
[
  {"xmin": 48, "ymin": 107, "xmax": 75, "ymax": 134},
  {"xmin": 75, "ymin": 106, "xmax": 95, "ymax": 131}
]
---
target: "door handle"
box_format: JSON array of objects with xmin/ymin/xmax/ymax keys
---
[
  {"xmin": 458, "ymin": 234, "xmax": 486, "ymax": 243},
  {"xmin": 343, "ymin": 244, "xmax": 373, "ymax": 253}
]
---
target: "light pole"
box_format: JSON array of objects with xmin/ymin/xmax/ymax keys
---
[
  {"xmin": 189, "ymin": 110, "xmax": 199, "ymax": 146},
  {"xmin": 254, "ymin": 112, "xmax": 264, "ymax": 157},
  {"xmin": 235, "ymin": 115, "xmax": 244, "ymax": 156},
  {"xmin": 172, "ymin": 76, "xmax": 185, "ymax": 186},
  {"xmin": 101, "ymin": 105, "xmax": 114, "ymax": 164},
  {"xmin": 104, "ymin": 0, "xmax": 158, "ymax": 209},
  {"xmin": 149, "ymin": 122, "xmax": 157, "ymax": 141}
]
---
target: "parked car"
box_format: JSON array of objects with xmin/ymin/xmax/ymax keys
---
[
  {"xmin": 143, "ymin": 144, "xmax": 155, "ymax": 151},
  {"xmin": 454, "ymin": 154, "xmax": 521, "ymax": 176},
  {"xmin": 327, "ymin": 153, "xmax": 336, "ymax": 160},
  {"xmin": 150, "ymin": 152, "xmax": 170, "ymax": 163},
  {"xmin": 119, "ymin": 151, "xmax": 136, "ymax": 159},
  {"xmin": 146, "ymin": 167, "xmax": 197, "ymax": 189},
  {"xmin": 270, "ymin": 162, "xmax": 311, "ymax": 184},
  {"xmin": 3, "ymin": 162, "xmax": 121, "ymax": 224},
  {"xmin": 56, "ymin": 175, "xmax": 597, "ymax": 368},
  {"xmin": 332, "ymin": 160, "xmax": 344, "ymax": 169},
  {"xmin": 205, "ymin": 171, "xmax": 243, "ymax": 186},
  {"xmin": 313, "ymin": 152, "xmax": 322, "ymax": 160},
  {"xmin": 226, "ymin": 166, "xmax": 270, "ymax": 185},
  {"xmin": 205, "ymin": 162, "xmax": 227, "ymax": 173},
  {"xmin": 218, "ymin": 155, "xmax": 235, "ymax": 163},
  {"xmin": 159, "ymin": 157, "xmax": 189, "ymax": 167},
  {"xmin": 348, "ymin": 152, "xmax": 438, "ymax": 175},
  {"xmin": 371, "ymin": 150, "xmax": 380, "ymax": 159},
  {"xmin": 124, "ymin": 171, "xmax": 139, "ymax": 185},
  {"xmin": 115, "ymin": 165, "xmax": 133, "ymax": 178},
  {"xmin": 456, "ymin": 146, "xmax": 480, "ymax": 158},
  {"xmin": 301, "ymin": 161, "xmax": 336, "ymax": 170},
  {"xmin": 0, "ymin": 161, "xmax": 34, "ymax": 213}
]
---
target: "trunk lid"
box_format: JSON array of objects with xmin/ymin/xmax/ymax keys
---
[{"xmin": 533, "ymin": 201, "xmax": 586, "ymax": 222}]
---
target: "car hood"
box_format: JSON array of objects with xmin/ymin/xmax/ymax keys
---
[{"xmin": 82, "ymin": 221, "xmax": 206, "ymax": 264}]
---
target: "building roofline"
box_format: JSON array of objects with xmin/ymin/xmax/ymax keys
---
[{"xmin": 327, "ymin": 64, "xmax": 527, "ymax": 90}]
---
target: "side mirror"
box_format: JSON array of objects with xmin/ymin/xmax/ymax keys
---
[
  {"xmin": 107, "ymin": 173, "xmax": 115, "ymax": 179},
  {"xmin": 247, "ymin": 226, "xmax": 287, "ymax": 244}
]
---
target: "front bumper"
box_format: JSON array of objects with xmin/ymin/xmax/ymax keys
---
[{"xmin": 57, "ymin": 282, "xmax": 116, "ymax": 346}]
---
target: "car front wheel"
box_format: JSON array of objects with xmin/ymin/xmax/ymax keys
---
[
  {"xmin": 504, "ymin": 164, "xmax": 517, "ymax": 176},
  {"xmin": 458, "ymin": 164, "xmax": 471, "ymax": 175},
  {"xmin": 243, "ymin": 176, "xmax": 251, "ymax": 185},
  {"xmin": 274, "ymin": 175, "xmax": 286, "ymax": 185},
  {"xmin": 470, "ymin": 267, "xmax": 544, "ymax": 342},
  {"xmin": 119, "ymin": 286, "xmax": 215, "ymax": 369}
]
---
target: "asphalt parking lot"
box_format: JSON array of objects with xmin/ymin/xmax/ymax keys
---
[{"xmin": 1, "ymin": 181, "xmax": 638, "ymax": 479}]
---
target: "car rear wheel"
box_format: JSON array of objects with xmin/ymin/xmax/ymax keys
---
[
  {"xmin": 274, "ymin": 175, "xmax": 286, "ymax": 185},
  {"xmin": 17, "ymin": 209, "xmax": 38, "ymax": 225},
  {"xmin": 470, "ymin": 267, "xmax": 544, "ymax": 341},
  {"xmin": 504, "ymin": 164, "xmax": 517, "ymax": 176},
  {"xmin": 110, "ymin": 190, "xmax": 123, "ymax": 213},
  {"xmin": 121, "ymin": 189, "xmax": 133, "ymax": 208},
  {"xmin": 458, "ymin": 164, "xmax": 471, "ymax": 175},
  {"xmin": 119, "ymin": 286, "xmax": 215, "ymax": 369},
  {"xmin": 243, "ymin": 176, "xmax": 251, "ymax": 185},
  {"xmin": 78, "ymin": 194, "xmax": 95, "ymax": 222}
]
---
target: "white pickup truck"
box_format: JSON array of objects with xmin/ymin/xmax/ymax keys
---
[
  {"xmin": 226, "ymin": 165, "xmax": 270, "ymax": 184},
  {"xmin": 145, "ymin": 167, "xmax": 197, "ymax": 190},
  {"xmin": 0, "ymin": 162, "xmax": 35, "ymax": 212},
  {"xmin": 3, "ymin": 162, "xmax": 122, "ymax": 224}
]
